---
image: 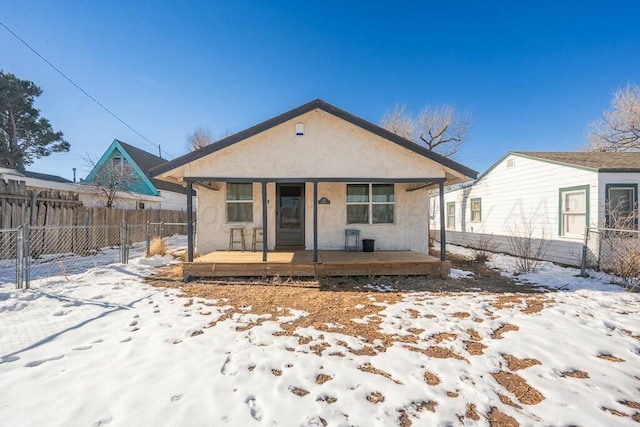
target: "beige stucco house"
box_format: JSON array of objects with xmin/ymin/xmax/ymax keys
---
[{"xmin": 151, "ymin": 99, "xmax": 477, "ymax": 276}]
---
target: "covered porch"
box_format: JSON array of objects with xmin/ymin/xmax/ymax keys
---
[{"xmin": 184, "ymin": 250, "xmax": 450, "ymax": 278}]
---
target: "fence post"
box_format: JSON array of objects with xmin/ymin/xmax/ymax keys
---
[
  {"xmin": 159, "ymin": 221, "xmax": 164, "ymax": 240},
  {"xmin": 24, "ymin": 224, "xmax": 31, "ymax": 289},
  {"xmin": 580, "ymin": 226, "xmax": 590, "ymax": 277},
  {"xmin": 145, "ymin": 221, "xmax": 151, "ymax": 258},
  {"xmin": 120, "ymin": 221, "xmax": 126, "ymax": 264},
  {"xmin": 124, "ymin": 222, "xmax": 130, "ymax": 263},
  {"xmin": 16, "ymin": 226, "xmax": 24, "ymax": 290}
]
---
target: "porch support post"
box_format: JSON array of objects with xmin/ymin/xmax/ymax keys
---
[
  {"xmin": 262, "ymin": 181, "xmax": 268, "ymax": 262},
  {"xmin": 439, "ymin": 181, "xmax": 446, "ymax": 261},
  {"xmin": 186, "ymin": 181, "xmax": 194, "ymax": 262},
  {"xmin": 313, "ymin": 181, "xmax": 318, "ymax": 262}
]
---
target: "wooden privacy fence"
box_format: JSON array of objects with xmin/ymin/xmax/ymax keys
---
[
  {"xmin": 0, "ymin": 179, "xmax": 191, "ymax": 258},
  {"xmin": 0, "ymin": 179, "xmax": 190, "ymax": 229}
]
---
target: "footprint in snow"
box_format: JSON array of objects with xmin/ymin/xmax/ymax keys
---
[
  {"xmin": 133, "ymin": 314, "xmax": 140, "ymax": 319},
  {"xmin": 92, "ymin": 416, "xmax": 112, "ymax": 427},
  {"xmin": 91, "ymin": 339, "xmax": 104, "ymax": 344},
  {"xmin": 120, "ymin": 337, "xmax": 132, "ymax": 343},
  {"xmin": 245, "ymin": 396, "xmax": 263, "ymax": 421},
  {"xmin": 0, "ymin": 356, "xmax": 20, "ymax": 364},
  {"xmin": 91, "ymin": 294, "xmax": 104, "ymax": 300},
  {"xmin": 52, "ymin": 310, "xmax": 67, "ymax": 316},
  {"xmin": 130, "ymin": 327, "xmax": 140, "ymax": 332},
  {"xmin": 72, "ymin": 345, "xmax": 92, "ymax": 351},
  {"xmin": 170, "ymin": 394, "xmax": 183, "ymax": 402},
  {"xmin": 24, "ymin": 354, "xmax": 65, "ymax": 367},
  {"xmin": 129, "ymin": 321, "xmax": 138, "ymax": 327}
]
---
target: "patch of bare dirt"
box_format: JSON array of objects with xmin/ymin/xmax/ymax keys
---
[
  {"xmin": 452, "ymin": 312, "xmax": 470, "ymax": 318},
  {"xmin": 465, "ymin": 340, "xmax": 487, "ymax": 356},
  {"xmin": 271, "ymin": 369, "xmax": 282, "ymax": 376},
  {"xmin": 499, "ymin": 393, "xmax": 523, "ymax": 409},
  {"xmin": 487, "ymin": 407, "xmax": 519, "ymax": 426},
  {"xmin": 503, "ymin": 354, "xmax": 541, "ymax": 371},
  {"xmin": 466, "ymin": 403, "xmax": 480, "ymax": 421},
  {"xmin": 602, "ymin": 407, "xmax": 627, "ymax": 417},
  {"xmin": 561, "ymin": 370, "xmax": 590, "ymax": 379},
  {"xmin": 621, "ymin": 401, "xmax": 640, "ymax": 410},
  {"xmin": 358, "ymin": 363, "xmax": 403, "ymax": 384},
  {"xmin": 492, "ymin": 323, "xmax": 520, "ymax": 339},
  {"xmin": 424, "ymin": 371, "xmax": 440, "ymax": 386},
  {"xmin": 316, "ymin": 395, "xmax": 337, "ymax": 404},
  {"xmin": 290, "ymin": 386, "xmax": 309, "ymax": 397},
  {"xmin": 598, "ymin": 353, "xmax": 626, "ymax": 362},
  {"xmin": 406, "ymin": 345, "xmax": 467, "ymax": 362},
  {"xmin": 446, "ymin": 391, "xmax": 459, "ymax": 398},
  {"xmin": 367, "ymin": 391, "xmax": 385, "ymax": 404},
  {"xmin": 431, "ymin": 332, "xmax": 457, "ymax": 343},
  {"xmin": 492, "ymin": 371, "xmax": 545, "ymax": 405},
  {"xmin": 315, "ymin": 373, "xmax": 333, "ymax": 384}
]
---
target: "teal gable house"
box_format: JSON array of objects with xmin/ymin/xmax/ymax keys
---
[{"xmin": 85, "ymin": 139, "xmax": 190, "ymax": 210}]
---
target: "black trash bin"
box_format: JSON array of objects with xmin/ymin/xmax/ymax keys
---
[{"xmin": 362, "ymin": 239, "xmax": 375, "ymax": 252}]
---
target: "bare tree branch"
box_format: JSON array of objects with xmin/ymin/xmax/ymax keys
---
[
  {"xmin": 84, "ymin": 156, "xmax": 137, "ymax": 208},
  {"xmin": 186, "ymin": 126, "xmax": 215, "ymax": 151},
  {"xmin": 584, "ymin": 84, "xmax": 640, "ymax": 152},
  {"xmin": 381, "ymin": 103, "xmax": 471, "ymax": 158}
]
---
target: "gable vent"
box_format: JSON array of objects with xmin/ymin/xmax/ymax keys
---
[{"xmin": 506, "ymin": 158, "xmax": 515, "ymax": 168}]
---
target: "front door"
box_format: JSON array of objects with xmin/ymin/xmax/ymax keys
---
[{"xmin": 276, "ymin": 183, "xmax": 305, "ymax": 247}]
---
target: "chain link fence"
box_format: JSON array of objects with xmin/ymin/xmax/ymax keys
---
[
  {"xmin": 1, "ymin": 222, "xmax": 191, "ymax": 289},
  {"xmin": 580, "ymin": 226, "xmax": 640, "ymax": 287}
]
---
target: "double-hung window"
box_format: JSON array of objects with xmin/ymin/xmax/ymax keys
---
[
  {"xmin": 470, "ymin": 198, "xmax": 481, "ymax": 223},
  {"xmin": 446, "ymin": 202, "xmax": 455, "ymax": 229},
  {"xmin": 346, "ymin": 184, "xmax": 394, "ymax": 224},
  {"xmin": 606, "ymin": 184, "xmax": 638, "ymax": 229},
  {"xmin": 559, "ymin": 185, "xmax": 589, "ymax": 238},
  {"xmin": 227, "ymin": 183, "xmax": 253, "ymax": 222}
]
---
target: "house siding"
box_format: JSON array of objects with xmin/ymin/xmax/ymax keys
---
[
  {"xmin": 431, "ymin": 153, "xmax": 599, "ymax": 266},
  {"xmin": 195, "ymin": 182, "xmax": 429, "ymax": 254},
  {"xmin": 181, "ymin": 110, "xmax": 448, "ymax": 180}
]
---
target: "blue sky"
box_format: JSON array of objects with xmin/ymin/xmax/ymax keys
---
[{"xmin": 2, "ymin": 1, "xmax": 639, "ymax": 181}]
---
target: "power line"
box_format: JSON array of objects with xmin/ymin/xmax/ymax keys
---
[{"xmin": 0, "ymin": 20, "xmax": 175, "ymax": 159}]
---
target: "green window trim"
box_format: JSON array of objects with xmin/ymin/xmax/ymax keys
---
[
  {"xmin": 605, "ymin": 183, "xmax": 639, "ymax": 228},
  {"xmin": 558, "ymin": 185, "xmax": 590, "ymax": 237},
  {"xmin": 470, "ymin": 197, "xmax": 482, "ymax": 223},
  {"xmin": 446, "ymin": 202, "xmax": 456, "ymax": 230}
]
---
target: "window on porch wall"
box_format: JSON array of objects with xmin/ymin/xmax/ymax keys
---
[
  {"xmin": 226, "ymin": 183, "xmax": 253, "ymax": 222},
  {"xmin": 346, "ymin": 184, "xmax": 394, "ymax": 224}
]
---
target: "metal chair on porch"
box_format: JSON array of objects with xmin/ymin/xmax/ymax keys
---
[
  {"xmin": 345, "ymin": 229, "xmax": 360, "ymax": 252},
  {"xmin": 228, "ymin": 227, "xmax": 246, "ymax": 251}
]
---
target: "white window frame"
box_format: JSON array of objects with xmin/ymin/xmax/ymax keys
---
[
  {"xmin": 226, "ymin": 182, "xmax": 253, "ymax": 223},
  {"xmin": 559, "ymin": 185, "xmax": 588, "ymax": 239},
  {"xmin": 470, "ymin": 198, "xmax": 481, "ymax": 223},
  {"xmin": 346, "ymin": 183, "xmax": 395, "ymax": 225}
]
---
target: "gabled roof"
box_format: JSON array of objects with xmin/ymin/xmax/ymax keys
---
[
  {"xmin": 116, "ymin": 141, "xmax": 188, "ymax": 194},
  {"xmin": 150, "ymin": 99, "xmax": 478, "ymax": 180},
  {"xmin": 512, "ymin": 151, "xmax": 640, "ymax": 172},
  {"xmin": 23, "ymin": 170, "xmax": 73, "ymax": 183},
  {"xmin": 86, "ymin": 139, "xmax": 188, "ymax": 195}
]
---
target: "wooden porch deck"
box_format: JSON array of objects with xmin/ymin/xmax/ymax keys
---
[{"xmin": 184, "ymin": 250, "xmax": 450, "ymax": 278}]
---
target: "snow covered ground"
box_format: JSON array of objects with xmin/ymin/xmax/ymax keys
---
[{"xmin": 1, "ymin": 247, "xmax": 639, "ymax": 426}]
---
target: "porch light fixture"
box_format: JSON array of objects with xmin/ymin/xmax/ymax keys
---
[
  {"xmin": 295, "ymin": 123, "xmax": 304, "ymax": 136},
  {"xmin": 318, "ymin": 197, "xmax": 330, "ymax": 205}
]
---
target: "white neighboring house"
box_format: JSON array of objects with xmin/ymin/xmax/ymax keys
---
[
  {"xmin": 0, "ymin": 168, "xmax": 173, "ymax": 210},
  {"xmin": 430, "ymin": 152, "xmax": 640, "ymax": 266}
]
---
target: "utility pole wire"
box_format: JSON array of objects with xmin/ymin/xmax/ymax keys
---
[{"xmin": 0, "ymin": 20, "xmax": 174, "ymax": 159}]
